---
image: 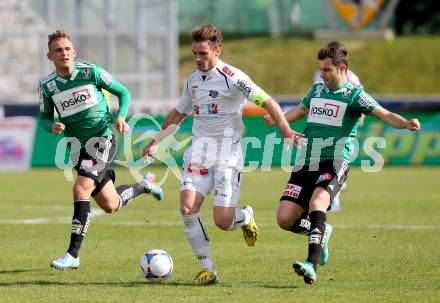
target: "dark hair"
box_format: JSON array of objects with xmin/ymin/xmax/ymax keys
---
[
  {"xmin": 317, "ymin": 41, "xmax": 349, "ymax": 68},
  {"xmin": 47, "ymin": 30, "xmax": 72, "ymax": 50},
  {"xmin": 190, "ymin": 24, "xmax": 223, "ymax": 49}
]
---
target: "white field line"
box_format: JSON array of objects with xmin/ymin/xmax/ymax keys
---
[
  {"xmin": 0, "ymin": 214, "xmax": 438, "ymax": 231},
  {"xmin": 0, "ymin": 208, "xmax": 105, "ymax": 225}
]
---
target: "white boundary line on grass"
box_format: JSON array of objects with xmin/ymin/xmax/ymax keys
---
[
  {"xmin": 0, "ymin": 208, "xmax": 105, "ymax": 225},
  {"xmin": 0, "ymin": 215, "xmax": 438, "ymax": 230}
]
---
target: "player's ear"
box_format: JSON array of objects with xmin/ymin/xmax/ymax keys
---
[
  {"xmin": 214, "ymin": 46, "xmax": 221, "ymax": 57},
  {"xmin": 47, "ymin": 52, "xmax": 52, "ymax": 61},
  {"xmin": 72, "ymin": 47, "xmax": 77, "ymax": 58},
  {"xmin": 340, "ymin": 63, "xmax": 347, "ymax": 73}
]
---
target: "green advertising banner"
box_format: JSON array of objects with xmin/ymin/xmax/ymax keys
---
[{"xmin": 32, "ymin": 112, "xmax": 440, "ymax": 168}]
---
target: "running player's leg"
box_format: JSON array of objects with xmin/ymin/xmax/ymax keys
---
[
  {"xmin": 180, "ymin": 156, "xmax": 217, "ymax": 285},
  {"xmin": 50, "ymin": 175, "xmax": 95, "ymax": 270},
  {"xmin": 93, "ymin": 171, "xmax": 162, "ymax": 213},
  {"xmin": 278, "ymin": 168, "xmax": 312, "ymax": 236},
  {"xmin": 277, "ymin": 201, "xmax": 307, "ymax": 234},
  {"xmin": 211, "ymin": 167, "xmax": 258, "ymax": 246},
  {"xmin": 180, "ymin": 189, "xmax": 218, "ymax": 285}
]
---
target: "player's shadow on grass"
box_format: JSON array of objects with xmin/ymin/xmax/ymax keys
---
[
  {"xmin": 0, "ymin": 280, "xmax": 195, "ymax": 287},
  {"xmin": 0, "ymin": 269, "xmax": 44, "ymax": 275},
  {"xmin": 0, "ymin": 280, "xmax": 296, "ymax": 289}
]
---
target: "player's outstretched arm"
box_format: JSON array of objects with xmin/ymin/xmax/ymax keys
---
[
  {"xmin": 143, "ymin": 108, "xmax": 187, "ymax": 161},
  {"xmin": 264, "ymin": 104, "xmax": 308, "ymax": 127},
  {"xmin": 371, "ymin": 107, "xmax": 420, "ymax": 131},
  {"xmin": 263, "ymin": 98, "xmax": 304, "ymax": 146}
]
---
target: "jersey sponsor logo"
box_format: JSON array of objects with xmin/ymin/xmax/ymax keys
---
[
  {"xmin": 234, "ymin": 79, "xmax": 252, "ymax": 97},
  {"xmin": 209, "ymin": 90, "xmax": 219, "ymax": 98},
  {"xmin": 187, "ymin": 164, "xmax": 208, "ymax": 176},
  {"xmin": 308, "ymin": 98, "xmax": 347, "ymax": 127},
  {"xmin": 358, "ymin": 91, "xmax": 376, "ymax": 110},
  {"xmin": 208, "ymin": 103, "xmax": 218, "ymax": 114},
  {"xmin": 283, "ymin": 183, "xmax": 302, "ymax": 199},
  {"xmin": 52, "ymin": 84, "xmax": 99, "ymax": 117},
  {"xmin": 222, "ymin": 65, "xmax": 235, "ymax": 77}
]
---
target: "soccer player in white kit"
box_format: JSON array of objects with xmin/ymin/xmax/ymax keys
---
[{"xmin": 143, "ymin": 24, "xmax": 303, "ymax": 285}]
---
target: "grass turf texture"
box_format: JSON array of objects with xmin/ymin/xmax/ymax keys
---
[{"xmin": 1, "ymin": 167, "xmax": 439, "ymax": 302}]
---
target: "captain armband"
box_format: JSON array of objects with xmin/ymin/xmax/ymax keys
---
[{"xmin": 251, "ymin": 90, "xmax": 270, "ymax": 108}]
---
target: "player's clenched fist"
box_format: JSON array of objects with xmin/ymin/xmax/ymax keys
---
[{"xmin": 51, "ymin": 122, "xmax": 65, "ymax": 134}]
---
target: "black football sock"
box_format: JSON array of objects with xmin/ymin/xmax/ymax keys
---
[
  {"xmin": 306, "ymin": 210, "xmax": 327, "ymax": 266},
  {"xmin": 289, "ymin": 218, "xmax": 311, "ymax": 235},
  {"xmin": 67, "ymin": 200, "xmax": 91, "ymax": 258},
  {"xmin": 116, "ymin": 183, "xmax": 147, "ymax": 208}
]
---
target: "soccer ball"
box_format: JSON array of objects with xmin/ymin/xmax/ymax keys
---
[{"xmin": 140, "ymin": 249, "xmax": 173, "ymax": 282}]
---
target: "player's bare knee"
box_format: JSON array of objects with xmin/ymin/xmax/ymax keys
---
[
  {"xmin": 73, "ymin": 183, "xmax": 93, "ymax": 200},
  {"xmin": 214, "ymin": 217, "xmax": 232, "ymax": 230},
  {"xmin": 277, "ymin": 217, "xmax": 292, "ymax": 230},
  {"xmin": 180, "ymin": 205, "xmax": 196, "ymax": 216},
  {"xmin": 102, "ymin": 205, "xmax": 118, "ymax": 214}
]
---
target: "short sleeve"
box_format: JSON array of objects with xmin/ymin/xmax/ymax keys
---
[
  {"xmin": 352, "ymin": 90, "xmax": 380, "ymax": 115},
  {"xmin": 176, "ymin": 78, "xmax": 193, "ymax": 114},
  {"xmin": 230, "ymin": 69, "xmax": 270, "ymax": 108},
  {"xmin": 300, "ymin": 85, "xmax": 316, "ymax": 109}
]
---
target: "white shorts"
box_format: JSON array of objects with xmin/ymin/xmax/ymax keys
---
[{"xmin": 180, "ymin": 142, "xmax": 243, "ymax": 207}]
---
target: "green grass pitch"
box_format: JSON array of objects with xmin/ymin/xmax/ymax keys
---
[{"xmin": 1, "ymin": 167, "xmax": 439, "ymax": 302}]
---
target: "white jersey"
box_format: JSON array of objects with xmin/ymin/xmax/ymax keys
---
[
  {"xmin": 176, "ymin": 59, "xmax": 270, "ymax": 143},
  {"xmin": 313, "ymin": 69, "xmax": 361, "ymax": 87}
]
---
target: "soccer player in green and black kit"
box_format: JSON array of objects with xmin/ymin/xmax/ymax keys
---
[
  {"xmin": 265, "ymin": 42, "xmax": 420, "ymax": 285},
  {"xmin": 39, "ymin": 30, "xmax": 163, "ymax": 270}
]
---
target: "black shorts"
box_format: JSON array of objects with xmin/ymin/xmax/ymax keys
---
[
  {"xmin": 73, "ymin": 135, "xmax": 117, "ymax": 196},
  {"xmin": 280, "ymin": 159, "xmax": 349, "ymax": 211}
]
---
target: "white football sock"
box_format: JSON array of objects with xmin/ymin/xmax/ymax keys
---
[
  {"xmin": 183, "ymin": 213, "xmax": 214, "ymax": 272},
  {"xmin": 226, "ymin": 207, "xmax": 250, "ymax": 231}
]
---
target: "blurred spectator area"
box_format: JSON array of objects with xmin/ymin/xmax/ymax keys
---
[{"xmin": 0, "ymin": 0, "xmax": 179, "ymax": 104}]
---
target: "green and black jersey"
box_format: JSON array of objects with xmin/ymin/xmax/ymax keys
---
[
  {"xmin": 38, "ymin": 62, "xmax": 130, "ymax": 146},
  {"xmin": 298, "ymin": 81, "xmax": 380, "ymax": 165}
]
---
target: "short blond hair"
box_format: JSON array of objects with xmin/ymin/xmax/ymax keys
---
[
  {"xmin": 47, "ymin": 30, "xmax": 72, "ymax": 50},
  {"xmin": 190, "ymin": 24, "xmax": 223, "ymax": 49}
]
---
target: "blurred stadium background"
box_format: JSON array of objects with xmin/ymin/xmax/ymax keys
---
[
  {"xmin": 0, "ymin": 0, "xmax": 439, "ymax": 182},
  {"xmin": 0, "ymin": 0, "xmax": 439, "ymax": 171}
]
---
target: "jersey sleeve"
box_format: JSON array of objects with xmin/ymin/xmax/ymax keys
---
[
  {"xmin": 352, "ymin": 90, "xmax": 380, "ymax": 115},
  {"xmin": 94, "ymin": 64, "xmax": 131, "ymax": 118},
  {"xmin": 226, "ymin": 66, "xmax": 270, "ymax": 108},
  {"xmin": 38, "ymin": 83, "xmax": 55, "ymax": 132},
  {"xmin": 176, "ymin": 78, "xmax": 193, "ymax": 114},
  {"xmin": 94, "ymin": 64, "xmax": 117, "ymax": 89},
  {"xmin": 300, "ymin": 84, "xmax": 315, "ymax": 109}
]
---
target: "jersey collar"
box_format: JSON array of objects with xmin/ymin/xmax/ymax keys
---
[{"xmin": 325, "ymin": 81, "xmax": 350, "ymax": 94}]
